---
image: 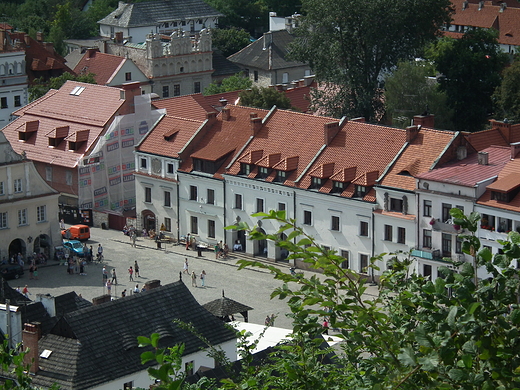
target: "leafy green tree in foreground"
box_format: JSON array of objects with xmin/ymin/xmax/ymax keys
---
[
  {"xmin": 203, "ymin": 73, "xmax": 252, "ymax": 96},
  {"xmin": 494, "ymin": 59, "xmax": 520, "ymax": 124},
  {"xmin": 239, "ymin": 86, "xmax": 293, "ymax": 110},
  {"xmin": 140, "ymin": 208, "xmax": 520, "ymax": 389},
  {"xmin": 288, "ymin": 0, "xmax": 453, "ymax": 121},
  {"xmin": 29, "ymin": 72, "xmax": 96, "ymax": 102}
]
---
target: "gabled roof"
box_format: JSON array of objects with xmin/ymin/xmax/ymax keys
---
[
  {"xmin": 448, "ymin": 0, "xmax": 520, "ymax": 46},
  {"xmin": 202, "ymin": 295, "xmax": 253, "ymax": 317},
  {"xmin": 417, "ymin": 145, "xmax": 511, "ymax": 186},
  {"xmin": 73, "ymin": 50, "xmax": 135, "ymax": 85},
  {"xmin": 228, "ymin": 30, "xmax": 307, "ymax": 71},
  {"xmin": 227, "ymin": 108, "xmax": 335, "ymax": 186},
  {"xmin": 477, "ymin": 158, "xmax": 520, "ymax": 211},
  {"xmin": 98, "ymin": 0, "xmax": 223, "ymax": 29},
  {"xmin": 136, "ymin": 115, "xmax": 204, "ymax": 158},
  {"xmin": 212, "ymin": 51, "xmax": 243, "ymax": 78},
  {"xmin": 380, "ymin": 128, "xmax": 458, "ymax": 191},
  {"xmin": 299, "ymin": 120, "xmax": 408, "ymax": 198},
  {"xmin": 0, "ymin": 81, "xmax": 125, "ymax": 168},
  {"xmin": 465, "ymin": 121, "xmax": 520, "ymax": 151},
  {"xmin": 153, "ymin": 94, "xmax": 219, "ymax": 121},
  {"xmin": 30, "ymin": 281, "xmax": 236, "ymax": 390}
]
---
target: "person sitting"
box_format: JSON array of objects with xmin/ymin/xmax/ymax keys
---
[
  {"xmin": 233, "ymin": 240, "xmax": 242, "ymax": 251},
  {"xmin": 142, "ymin": 228, "xmax": 147, "ymax": 237},
  {"xmin": 122, "ymin": 225, "xmax": 129, "ymax": 235},
  {"xmin": 223, "ymin": 243, "xmax": 230, "ymax": 258}
]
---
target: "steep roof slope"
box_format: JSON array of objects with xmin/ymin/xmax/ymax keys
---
[{"xmin": 73, "ymin": 50, "xmax": 126, "ymax": 85}]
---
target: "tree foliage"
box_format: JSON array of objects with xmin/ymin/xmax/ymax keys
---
[
  {"xmin": 29, "ymin": 72, "xmax": 96, "ymax": 102},
  {"xmin": 385, "ymin": 60, "xmax": 454, "ymax": 130},
  {"xmin": 211, "ymin": 28, "xmax": 251, "ymax": 57},
  {"xmin": 426, "ymin": 28, "xmax": 509, "ymax": 132},
  {"xmin": 288, "ymin": 0, "xmax": 453, "ymax": 121},
  {"xmin": 494, "ymin": 58, "xmax": 520, "ymax": 124},
  {"xmin": 204, "ymin": 0, "xmax": 268, "ymax": 37},
  {"xmin": 239, "ymin": 86, "xmax": 292, "ymax": 110},
  {"xmin": 203, "ymin": 73, "xmax": 252, "ymax": 96}
]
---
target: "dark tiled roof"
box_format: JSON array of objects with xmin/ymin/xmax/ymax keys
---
[
  {"xmin": 0, "ymin": 279, "xmax": 31, "ymax": 305},
  {"xmin": 30, "ymin": 281, "xmax": 236, "ymax": 390},
  {"xmin": 202, "ymin": 295, "xmax": 253, "ymax": 317},
  {"xmin": 98, "ymin": 0, "xmax": 223, "ymax": 29},
  {"xmin": 228, "ymin": 30, "xmax": 307, "ymax": 70},
  {"xmin": 212, "ymin": 51, "xmax": 242, "ymax": 78},
  {"xmin": 19, "ymin": 302, "xmax": 56, "ymax": 335},
  {"xmin": 54, "ymin": 291, "xmax": 92, "ymax": 318}
]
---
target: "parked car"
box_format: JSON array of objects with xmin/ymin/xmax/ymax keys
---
[
  {"xmin": 0, "ymin": 264, "xmax": 24, "ymax": 280},
  {"xmin": 63, "ymin": 240, "xmax": 86, "ymax": 257},
  {"xmin": 61, "ymin": 224, "xmax": 90, "ymax": 240}
]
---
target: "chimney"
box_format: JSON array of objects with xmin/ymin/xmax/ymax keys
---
[
  {"xmin": 24, "ymin": 34, "xmax": 30, "ymax": 46},
  {"xmin": 219, "ymin": 97, "xmax": 228, "ymax": 106},
  {"xmin": 43, "ymin": 42, "xmax": 54, "ymax": 53},
  {"xmin": 251, "ymin": 117, "xmax": 262, "ymax": 135},
  {"xmin": 413, "ymin": 114, "xmax": 434, "ymax": 129},
  {"xmin": 275, "ymin": 84, "xmax": 284, "ymax": 91},
  {"xmin": 478, "ymin": 0, "xmax": 484, "ymax": 10},
  {"xmin": 250, "ymin": 112, "xmax": 258, "ymax": 119},
  {"xmin": 119, "ymin": 82, "xmax": 142, "ymax": 115},
  {"xmin": 221, "ymin": 107, "xmax": 231, "ymax": 121},
  {"xmin": 406, "ymin": 125, "xmax": 420, "ymax": 143},
  {"xmin": 206, "ymin": 111, "xmax": 217, "ymax": 125},
  {"xmin": 92, "ymin": 294, "xmax": 112, "ymax": 305},
  {"xmin": 298, "ymin": 79, "xmax": 305, "ymax": 88},
  {"xmin": 145, "ymin": 279, "xmax": 161, "ymax": 290},
  {"xmin": 324, "ymin": 122, "xmax": 340, "ymax": 145},
  {"xmin": 36, "ymin": 32, "xmax": 43, "ymax": 42},
  {"xmin": 477, "ymin": 151, "xmax": 489, "ymax": 165},
  {"xmin": 263, "ymin": 31, "xmax": 272, "ymax": 50},
  {"xmin": 22, "ymin": 323, "xmax": 41, "ymax": 374},
  {"xmin": 115, "ymin": 31, "xmax": 123, "ymax": 43},
  {"xmin": 0, "ymin": 30, "xmax": 5, "ymax": 51},
  {"xmin": 511, "ymin": 142, "xmax": 520, "ymax": 159},
  {"xmin": 87, "ymin": 48, "xmax": 97, "ymax": 58},
  {"xmin": 303, "ymin": 75, "xmax": 314, "ymax": 86}
]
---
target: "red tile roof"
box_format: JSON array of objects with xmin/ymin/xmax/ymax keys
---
[
  {"xmin": 1, "ymin": 81, "xmax": 125, "ymax": 167},
  {"xmin": 417, "ymin": 146, "xmax": 511, "ymax": 186},
  {"xmin": 152, "ymin": 94, "xmax": 218, "ymax": 121},
  {"xmin": 380, "ymin": 128, "xmax": 458, "ymax": 191},
  {"xmin": 227, "ymin": 108, "xmax": 336, "ymax": 185},
  {"xmin": 136, "ymin": 115, "xmax": 204, "ymax": 158},
  {"xmin": 477, "ymin": 158, "xmax": 520, "ymax": 211},
  {"xmin": 448, "ymin": 0, "xmax": 520, "ymax": 46},
  {"xmin": 73, "ymin": 50, "xmax": 128, "ymax": 85},
  {"xmin": 465, "ymin": 121, "xmax": 520, "ymax": 151}
]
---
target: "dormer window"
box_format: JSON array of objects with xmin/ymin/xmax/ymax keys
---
[
  {"xmin": 240, "ymin": 163, "xmax": 251, "ymax": 175},
  {"xmin": 331, "ymin": 181, "xmax": 346, "ymax": 193},
  {"xmin": 354, "ymin": 185, "xmax": 367, "ymax": 198},
  {"xmin": 257, "ymin": 167, "xmax": 270, "ymax": 179},
  {"xmin": 491, "ymin": 191, "xmax": 510, "ymax": 202},
  {"xmin": 274, "ymin": 170, "xmax": 287, "ymax": 183},
  {"xmin": 309, "ymin": 177, "xmax": 323, "ymax": 190}
]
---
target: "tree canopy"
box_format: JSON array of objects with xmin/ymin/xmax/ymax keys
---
[
  {"xmin": 288, "ymin": 0, "xmax": 453, "ymax": 121},
  {"xmin": 494, "ymin": 59, "xmax": 520, "ymax": 124},
  {"xmin": 239, "ymin": 86, "xmax": 293, "ymax": 110},
  {"xmin": 29, "ymin": 72, "xmax": 96, "ymax": 102},
  {"xmin": 211, "ymin": 28, "xmax": 251, "ymax": 57},
  {"xmin": 384, "ymin": 60, "xmax": 454, "ymax": 130},
  {"xmin": 203, "ymin": 73, "xmax": 252, "ymax": 96},
  {"xmin": 426, "ymin": 28, "xmax": 509, "ymax": 132}
]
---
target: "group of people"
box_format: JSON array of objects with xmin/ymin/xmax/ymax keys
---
[
  {"xmin": 214, "ymin": 241, "xmax": 229, "ymax": 259},
  {"xmin": 103, "ymin": 261, "xmax": 141, "ymax": 296},
  {"xmin": 67, "ymin": 256, "xmax": 87, "ymax": 275},
  {"xmin": 183, "ymin": 258, "xmax": 207, "ymax": 287},
  {"xmin": 265, "ymin": 314, "xmax": 276, "ymax": 327}
]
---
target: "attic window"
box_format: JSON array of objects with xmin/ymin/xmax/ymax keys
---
[
  {"xmin": 257, "ymin": 167, "xmax": 270, "ymax": 179},
  {"xmin": 40, "ymin": 349, "xmax": 52, "ymax": 359},
  {"xmin": 240, "ymin": 163, "xmax": 251, "ymax": 175},
  {"xmin": 354, "ymin": 185, "xmax": 367, "ymax": 198},
  {"xmin": 273, "ymin": 170, "xmax": 287, "ymax": 183},
  {"xmin": 48, "ymin": 137, "xmax": 62, "ymax": 147},
  {"xmin": 398, "ymin": 170, "xmax": 412, "ymax": 176},
  {"xmin": 331, "ymin": 181, "xmax": 346, "ymax": 194},
  {"xmin": 309, "ymin": 177, "xmax": 323, "ymax": 190},
  {"xmin": 19, "ymin": 132, "xmax": 31, "ymax": 142},
  {"xmin": 70, "ymin": 86, "xmax": 85, "ymax": 96}
]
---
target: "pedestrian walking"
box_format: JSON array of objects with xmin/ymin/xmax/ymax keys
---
[
  {"xmin": 183, "ymin": 258, "xmax": 189, "ymax": 274},
  {"xmin": 265, "ymin": 315, "xmax": 271, "ymax": 326},
  {"xmin": 270, "ymin": 314, "xmax": 276, "ymax": 326},
  {"xmin": 33, "ymin": 266, "xmax": 38, "ymax": 280},
  {"xmin": 214, "ymin": 243, "xmax": 220, "ymax": 259},
  {"xmin": 111, "ymin": 269, "xmax": 117, "ymax": 284},
  {"xmin": 22, "ymin": 285, "xmax": 30, "ymax": 298},
  {"xmin": 131, "ymin": 231, "xmax": 137, "ymax": 248},
  {"xmin": 185, "ymin": 233, "xmax": 191, "ymax": 250},
  {"xmin": 102, "ymin": 266, "xmax": 108, "ymax": 284},
  {"xmin": 128, "ymin": 266, "xmax": 134, "ymax": 281},
  {"xmin": 97, "ymin": 244, "xmax": 103, "ymax": 262},
  {"xmin": 79, "ymin": 261, "xmax": 86, "ymax": 275},
  {"xmin": 134, "ymin": 261, "xmax": 140, "ymax": 277},
  {"xmin": 191, "ymin": 271, "xmax": 197, "ymax": 287},
  {"xmin": 200, "ymin": 270, "xmax": 206, "ymax": 287},
  {"xmin": 106, "ymin": 280, "xmax": 112, "ymax": 295},
  {"xmin": 29, "ymin": 265, "xmax": 34, "ymax": 280}
]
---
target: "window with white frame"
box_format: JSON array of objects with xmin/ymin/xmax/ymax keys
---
[
  {"xmin": 423, "ymin": 199, "xmax": 432, "ymax": 217},
  {"xmin": 256, "ymin": 198, "xmax": 264, "ymax": 213},
  {"xmin": 384, "ymin": 224, "xmax": 392, "ymax": 241},
  {"xmin": 360, "ymin": 254, "xmax": 369, "ymax": 273},
  {"xmin": 36, "ymin": 205, "xmax": 46, "ymax": 222},
  {"xmin": 0, "ymin": 181, "xmax": 4, "ymax": 195},
  {"xmin": 423, "ymin": 229, "xmax": 432, "ymax": 248},
  {"xmin": 164, "ymin": 217, "xmax": 171, "ymax": 232},
  {"xmin": 190, "ymin": 216, "xmax": 198, "ymax": 234},
  {"xmin": 207, "ymin": 189, "xmax": 215, "ymax": 205},
  {"xmin": 0, "ymin": 212, "xmax": 7, "ymax": 228},
  {"xmin": 208, "ymin": 220, "xmax": 215, "ymax": 238},
  {"xmin": 66, "ymin": 171, "xmax": 73, "ymax": 186},
  {"xmin": 145, "ymin": 187, "xmax": 152, "ymax": 203},
  {"xmin": 14, "ymin": 179, "xmax": 22, "ymax": 193},
  {"xmin": 360, "ymin": 221, "xmax": 369, "ymax": 237},
  {"xmin": 140, "ymin": 157, "xmax": 147, "ymax": 169},
  {"xmin": 45, "ymin": 167, "xmax": 52, "ymax": 181},
  {"xmin": 340, "ymin": 250, "xmax": 349, "ymax": 268},
  {"xmin": 278, "ymin": 202, "xmax": 286, "ymax": 212},
  {"xmin": 167, "ymin": 163, "xmax": 174, "ymax": 174},
  {"xmin": 164, "ymin": 191, "xmax": 171, "ymax": 207},
  {"xmin": 189, "ymin": 185, "xmax": 197, "ymax": 201},
  {"xmin": 18, "ymin": 209, "xmax": 27, "ymax": 225},
  {"xmin": 397, "ymin": 227, "xmax": 406, "ymax": 244},
  {"xmin": 331, "ymin": 215, "xmax": 340, "ymax": 231}
]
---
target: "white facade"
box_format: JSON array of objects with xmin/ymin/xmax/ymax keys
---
[{"xmin": 0, "ymin": 50, "xmax": 28, "ymax": 127}]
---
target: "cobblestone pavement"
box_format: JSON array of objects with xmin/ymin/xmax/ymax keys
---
[{"xmin": 16, "ymin": 226, "xmax": 379, "ymax": 330}]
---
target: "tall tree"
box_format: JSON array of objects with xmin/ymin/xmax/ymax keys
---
[
  {"xmin": 29, "ymin": 72, "xmax": 96, "ymax": 101},
  {"xmin": 203, "ymin": 73, "xmax": 252, "ymax": 96},
  {"xmin": 239, "ymin": 86, "xmax": 292, "ymax": 110},
  {"xmin": 288, "ymin": 0, "xmax": 453, "ymax": 121},
  {"xmin": 427, "ymin": 29, "xmax": 509, "ymax": 132},
  {"xmin": 494, "ymin": 59, "xmax": 520, "ymax": 124},
  {"xmin": 211, "ymin": 28, "xmax": 251, "ymax": 57},
  {"xmin": 204, "ymin": 0, "xmax": 267, "ymax": 37},
  {"xmin": 385, "ymin": 60, "xmax": 454, "ymax": 130}
]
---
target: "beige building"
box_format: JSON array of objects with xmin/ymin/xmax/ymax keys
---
[{"xmin": 0, "ymin": 132, "xmax": 60, "ymax": 262}]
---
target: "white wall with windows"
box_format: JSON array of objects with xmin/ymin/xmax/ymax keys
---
[{"xmin": 0, "ymin": 50, "xmax": 28, "ymax": 127}]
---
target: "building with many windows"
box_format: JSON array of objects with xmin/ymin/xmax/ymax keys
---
[{"xmin": 0, "ymin": 132, "xmax": 60, "ymax": 261}]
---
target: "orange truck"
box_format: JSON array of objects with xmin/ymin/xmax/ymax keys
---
[{"xmin": 61, "ymin": 224, "xmax": 91, "ymax": 241}]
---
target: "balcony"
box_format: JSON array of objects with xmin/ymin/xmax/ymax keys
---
[
  {"xmin": 411, "ymin": 248, "xmax": 464, "ymax": 264},
  {"xmin": 478, "ymin": 227, "xmax": 508, "ymax": 242},
  {"xmin": 431, "ymin": 219, "xmax": 460, "ymax": 234}
]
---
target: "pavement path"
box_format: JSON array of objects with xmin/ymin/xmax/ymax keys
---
[{"xmin": 16, "ymin": 226, "xmax": 379, "ymax": 330}]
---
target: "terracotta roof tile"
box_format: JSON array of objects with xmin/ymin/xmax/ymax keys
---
[
  {"xmin": 465, "ymin": 128, "xmax": 509, "ymax": 151},
  {"xmin": 381, "ymin": 128, "xmax": 457, "ymax": 191},
  {"xmin": 272, "ymin": 156, "xmax": 299, "ymax": 171},
  {"xmin": 477, "ymin": 158, "xmax": 520, "ymax": 211},
  {"xmin": 137, "ymin": 115, "xmax": 204, "ymax": 158},
  {"xmin": 486, "ymin": 173, "xmax": 520, "ymax": 192},
  {"xmin": 353, "ymin": 171, "xmax": 379, "ymax": 186},
  {"xmin": 153, "ymin": 94, "xmax": 218, "ymax": 121},
  {"xmin": 309, "ymin": 162, "xmax": 335, "ymax": 178},
  {"xmin": 0, "ymin": 81, "xmax": 125, "ymax": 167},
  {"xmin": 73, "ymin": 50, "xmax": 127, "ymax": 85}
]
